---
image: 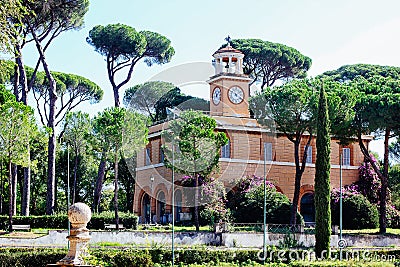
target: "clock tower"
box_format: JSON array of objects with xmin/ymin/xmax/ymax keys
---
[{"xmin": 208, "ymin": 38, "xmax": 252, "ymax": 117}]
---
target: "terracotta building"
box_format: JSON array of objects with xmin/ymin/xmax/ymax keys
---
[{"xmin": 133, "ymin": 43, "xmax": 372, "ymax": 224}]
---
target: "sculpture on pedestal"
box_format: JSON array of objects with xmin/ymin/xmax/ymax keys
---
[{"xmin": 55, "ymin": 202, "xmax": 92, "ymax": 266}]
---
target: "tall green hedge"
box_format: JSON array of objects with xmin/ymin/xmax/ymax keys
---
[
  {"xmin": 314, "ymin": 84, "xmax": 331, "ymax": 256},
  {"xmin": 0, "ymin": 248, "xmax": 397, "ymax": 267},
  {"xmin": 0, "ymin": 212, "xmax": 138, "ymax": 230}
]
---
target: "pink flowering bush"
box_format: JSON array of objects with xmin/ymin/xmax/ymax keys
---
[
  {"xmin": 331, "ymin": 155, "xmax": 400, "ymax": 229},
  {"xmin": 357, "ymin": 155, "xmax": 382, "ymax": 204},
  {"xmin": 200, "ymin": 178, "xmax": 231, "ymax": 224}
]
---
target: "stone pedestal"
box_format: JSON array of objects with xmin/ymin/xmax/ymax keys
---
[{"xmin": 48, "ymin": 202, "xmax": 95, "ymax": 266}]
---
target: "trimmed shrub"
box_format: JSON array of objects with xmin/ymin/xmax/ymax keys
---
[
  {"xmin": 331, "ymin": 193, "xmax": 379, "ymax": 229},
  {"xmin": 228, "ymin": 176, "xmax": 303, "ymax": 224},
  {"xmin": 0, "ymin": 248, "xmax": 398, "ymax": 266},
  {"xmin": 0, "ymin": 212, "xmax": 138, "ymax": 230},
  {"xmin": 386, "ymin": 204, "xmax": 400, "ymax": 229}
]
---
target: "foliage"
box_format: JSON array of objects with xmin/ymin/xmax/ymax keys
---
[
  {"xmin": 331, "ymin": 193, "xmax": 379, "ymax": 229},
  {"xmin": 0, "ymin": 0, "xmax": 26, "ymax": 52},
  {"xmin": 227, "ymin": 39, "xmax": 312, "ymax": 89},
  {"xmin": 227, "ymin": 176, "xmax": 302, "ymax": 224},
  {"xmin": 30, "ymin": 70, "xmax": 103, "ymax": 127},
  {"xmin": 0, "ymin": 94, "xmax": 37, "ymax": 167},
  {"xmin": 154, "ymin": 88, "xmax": 209, "ymax": 122},
  {"xmin": 389, "ymin": 164, "xmax": 400, "ymax": 210},
  {"xmin": 92, "ymin": 107, "xmax": 148, "ymax": 220},
  {"xmin": 162, "ymin": 110, "xmax": 227, "ymax": 177},
  {"xmin": 321, "ymin": 63, "xmax": 400, "ymax": 233},
  {"xmin": 62, "ymin": 111, "xmax": 92, "ymax": 203},
  {"xmin": 0, "ymin": 212, "xmax": 138, "ymax": 230},
  {"xmin": 314, "ymin": 85, "xmax": 331, "ymax": 255},
  {"xmin": 162, "ymin": 110, "xmax": 227, "ymax": 231},
  {"xmin": 250, "ymin": 78, "xmax": 356, "ymax": 225},
  {"xmin": 386, "ymin": 204, "xmax": 400, "ymax": 229},
  {"xmin": 331, "ymin": 159, "xmax": 400, "ymax": 229},
  {"xmin": 357, "ymin": 156, "xmax": 382, "ymax": 204},
  {"xmin": 87, "ymin": 24, "xmax": 175, "ymax": 106},
  {"xmin": 123, "ymin": 81, "xmax": 176, "ymax": 121},
  {"xmin": 92, "ymin": 108, "xmax": 148, "ymax": 160},
  {"xmin": 124, "ymin": 82, "xmax": 210, "ymax": 123},
  {"xmin": 200, "ymin": 178, "xmax": 231, "ymax": 225},
  {"xmin": 0, "ymin": 248, "xmax": 397, "ymax": 267}
]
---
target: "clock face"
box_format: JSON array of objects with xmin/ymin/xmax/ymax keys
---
[
  {"xmin": 212, "ymin": 87, "xmax": 221, "ymax": 105},
  {"xmin": 228, "ymin": 86, "xmax": 244, "ymax": 104}
]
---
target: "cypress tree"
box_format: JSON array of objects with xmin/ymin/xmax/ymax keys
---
[{"xmin": 315, "ymin": 83, "xmax": 331, "ymax": 257}]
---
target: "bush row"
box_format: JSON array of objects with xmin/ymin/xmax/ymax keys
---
[
  {"xmin": 0, "ymin": 212, "xmax": 138, "ymax": 230},
  {"xmin": 0, "ymin": 248, "xmax": 398, "ymax": 267}
]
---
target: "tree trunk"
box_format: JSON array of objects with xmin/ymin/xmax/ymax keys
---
[
  {"xmin": 356, "ymin": 128, "xmax": 388, "ymax": 234},
  {"xmin": 290, "ymin": 141, "xmax": 301, "ymax": 225},
  {"xmin": 12, "ymin": 60, "xmax": 19, "ymax": 101},
  {"xmin": 113, "ymin": 88, "xmax": 120, "ymax": 107},
  {"xmin": 0, "ymin": 160, "xmax": 3, "ymax": 214},
  {"xmin": 93, "ymin": 156, "xmax": 107, "ymax": 212},
  {"xmin": 29, "ymin": 24, "xmax": 58, "ymax": 215},
  {"xmin": 11, "ymin": 164, "xmax": 17, "ymax": 216},
  {"xmin": 21, "ymin": 165, "xmax": 30, "ymax": 216},
  {"xmin": 114, "ymin": 151, "xmax": 119, "ymax": 230},
  {"xmin": 290, "ymin": 171, "xmax": 302, "ymax": 225},
  {"xmin": 8, "ymin": 160, "xmax": 13, "ymax": 232},
  {"xmin": 16, "ymin": 45, "xmax": 28, "ymax": 104},
  {"xmin": 17, "ymin": 52, "xmax": 31, "ymax": 216},
  {"xmin": 46, "ymin": 127, "xmax": 56, "ymax": 214},
  {"xmin": 194, "ymin": 174, "xmax": 200, "ymax": 232},
  {"xmin": 379, "ymin": 128, "xmax": 390, "ymax": 234},
  {"xmin": 72, "ymin": 154, "xmax": 79, "ymax": 204}
]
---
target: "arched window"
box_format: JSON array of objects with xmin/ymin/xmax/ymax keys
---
[
  {"xmin": 175, "ymin": 190, "xmax": 182, "ymax": 222},
  {"xmin": 157, "ymin": 191, "xmax": 166, "ymax": 224},
  {"xmin": 300, "ymin": 192, "xmax": 315, "ymax": 223},
  {"xmin": 141, "ymin": 193, "xmax": 151, "ymax": 224}
]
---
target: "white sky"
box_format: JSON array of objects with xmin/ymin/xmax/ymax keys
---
[{"xmin": 17, "ymin": 0, "xmax": 400, "ymax": 157}]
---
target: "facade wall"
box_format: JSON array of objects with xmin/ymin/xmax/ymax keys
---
[{"xmin": 134, "ymin": 124, "xmax": 370, "ymax": 223}]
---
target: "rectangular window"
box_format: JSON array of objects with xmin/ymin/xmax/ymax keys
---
[
  {"xmin": 343, "ymin": 148, "xmax": 351, "ymax": 166},
  {"xmin": 221, "ymin": 140, "xmax": 230, "ymax": 158},
  {"xmin": 263, "ymin": 142, "xmax": 273, "ymax": 161},
  {"xmin": 160, "ymin": 148, "xmax": 165, "ymax": 163},
  {"xmin": 306, "ymin": 146, "xmax": 312, "ymax": 163},
  {"xmin": 146, "ymin": 147, "xmax": 151, "ymax": 165}
]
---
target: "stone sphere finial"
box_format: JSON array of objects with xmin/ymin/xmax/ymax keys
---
[{"xmin": 68, "ymin": 202, "xmax": 92, "ymax": 226}]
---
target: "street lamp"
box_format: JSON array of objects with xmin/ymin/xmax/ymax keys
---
[
  {"xmin": 150, "ymin": 175, "xmax": 154, "ymax": 224},
  {"xmin": 263, "ymin": 142, "xmax": 267, "ymax": 263},
  {"xmin": 339, "ymin": 152, "xmax": 343, "ymax": 260},
  {"xmin": 166, "ymin": 107, "xmax": 177, "ymax": 266}
]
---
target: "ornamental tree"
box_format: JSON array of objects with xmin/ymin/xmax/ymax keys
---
[
  {"xmin": 21, "ymin": 0, "xmax": 90, "ymax": 215},
  {"xmin": 320, "ymin": 64, "xmax": 400, "ymax": 234},
  {"xmin": 62, "ymin": 111, "xmax": 92, "ymax": 204},
  {"xmin": 0, "ymin": 89, "xmax": 37, "ymax": 231},
  {"xmin": 87, "ymin": 24, "xmax": 175, "ymax": 107},
  {"xmin": 92, "ymin": 107, "xmax": 148, "ymax": 228},
  {"xmin": 123, "ymin": 81, "xmax": 177, "ymax": 121},
  {"xmin": 227, "ymin": 39, "xmax": 312, "ymax": 90},
  {"xmin": 314, "ymin": 84, "xmax": 331, "ymax": 256},
  {"xmin": 162, "ymin": 110, "xmax": 227, "ymax": 231},
  {"xmin": 250, "ymin": 78, "xmax": 356, "ymax": 225}
]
